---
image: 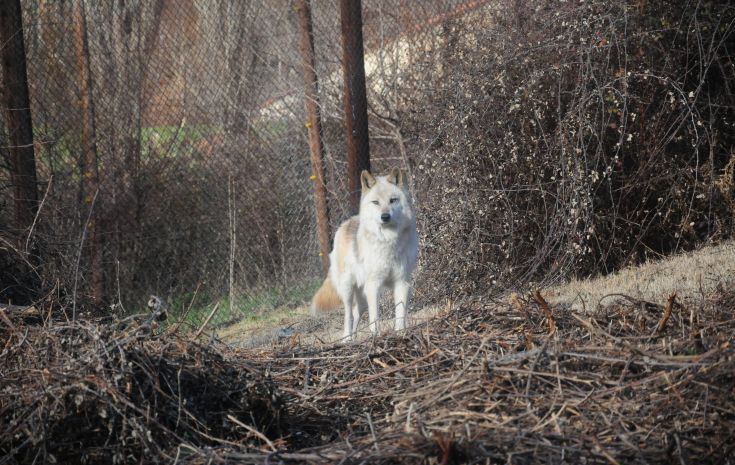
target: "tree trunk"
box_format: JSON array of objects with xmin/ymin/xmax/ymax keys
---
[
  {"xmin": 0, "ymin": 0, "xmax": 39, "ymax": 238},
  {"xmin": 340, "ymin": 0, "xmax": 371, "ymax": 213}
]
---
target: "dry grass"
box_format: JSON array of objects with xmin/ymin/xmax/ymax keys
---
[{"xmin": 549, "ymin": 241, "xmax": 735, "ymax": 312}]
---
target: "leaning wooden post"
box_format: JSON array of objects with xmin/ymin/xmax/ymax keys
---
[
  {"xmin": 296, "ymin": 0, "xmax": 331, "ymax": 272},
  {"xmin": 0, "ymin": 0, "xmax": 39, "ymax": 238},
  {"xmin": 73, "ymin": 0, "xmax": 104, "ymax": 304},
  {"xmin": 340, "ymin": 0, "xmax": 370, "ymax": 214}
]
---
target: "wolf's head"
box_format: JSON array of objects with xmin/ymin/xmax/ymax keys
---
[{"xmin": 359, "ymin": 168, "xmax": 415, "ymax": 236}]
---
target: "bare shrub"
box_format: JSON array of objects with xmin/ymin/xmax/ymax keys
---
[{"xmin": 404, "ymin": 0, "xmax": 735, "ymax": 298}]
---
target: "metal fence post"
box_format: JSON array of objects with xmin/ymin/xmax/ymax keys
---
[
  {"xmin": 340, "ymin": 0, "xmax": 370, "ymax": 214},
  {"xmin": 296, "ymin": 0, "xmax": 331, "ymax": 273},
  {"xmin": 0, "ymin": 0, "xmax": 39, "ymax": 237}
]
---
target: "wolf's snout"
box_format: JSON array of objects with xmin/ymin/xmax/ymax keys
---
[{"xmin": 380, "ymin": 213, "xmax": 391, "ymax": 223}]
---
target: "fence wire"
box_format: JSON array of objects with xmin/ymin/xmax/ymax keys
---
[{"xmin": 1, "ymin": 0, "xmax": 473, "ymax": 328}]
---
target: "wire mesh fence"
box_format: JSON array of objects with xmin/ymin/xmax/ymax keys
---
[
  {"xmin": 3, "ymin": 0, "xmax": 734, "ymax": 331},
  {"xmin": 1, "ymin": 0, "xmax": 473, "ymax": 328}
]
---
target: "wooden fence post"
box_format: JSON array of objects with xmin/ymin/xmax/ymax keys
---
[
  {"xmin": 296, "ymin": 0, "xmax": 332, "ymax": 272},
  {"xmin": 74, "ymin": 0, "xmax": 104, "ymax": 304}
]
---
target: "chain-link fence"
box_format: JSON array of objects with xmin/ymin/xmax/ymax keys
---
[
  {"xmin": 1, "ymin": 0, "xmax": 477, "ymax": 327},
  {"xmin": 4, "ymin": 0, "xmax": 734, "ymax": 330}
]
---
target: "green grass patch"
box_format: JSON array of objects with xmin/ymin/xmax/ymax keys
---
[
  {"xmin": 168, "ymin": 278, "xmax": 321, "ymax": 333},
  {"xmin": 32, "ymin": 124, "xmax": 224, "ymax": 173}
]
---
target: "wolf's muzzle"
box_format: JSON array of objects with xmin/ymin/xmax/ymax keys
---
[{"xmin": 381, "ymin": 213, "xmax": 391, "ymax": 223}]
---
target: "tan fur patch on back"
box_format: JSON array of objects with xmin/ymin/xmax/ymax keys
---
[{"xmin": 335, "ymin": 216, "xmax": 359, "ymax": 273}]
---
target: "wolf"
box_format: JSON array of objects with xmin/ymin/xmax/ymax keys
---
[{"xmin": 310, "ymin": 168, "xmax": 419, "ymax": 340}]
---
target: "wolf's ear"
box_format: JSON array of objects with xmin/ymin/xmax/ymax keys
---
[
  {"xmin": 361, "ymin": 170, "xmax": 376, "ymax": 191},
  {"xmin": 386, "ymin": 167, "xmax": 404, "ymax": 187}
]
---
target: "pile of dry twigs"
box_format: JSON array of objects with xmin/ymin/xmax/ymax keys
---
[
  {"xmin": 0, "ymin": 309, "xmax": 282, "ymax": 464},
  {"xmin": 2, "ymin": 286, "xmax": 734, "ymax": 464}
]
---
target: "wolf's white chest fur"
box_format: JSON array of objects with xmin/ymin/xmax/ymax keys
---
[{"xmin": 354, "ymin": 225, "xmax": 418, "ymax": 289}]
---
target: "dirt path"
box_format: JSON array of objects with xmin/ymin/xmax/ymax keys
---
[{"xmin": 217, "ymin": 300, "xmax": 445, "ymax": 349}]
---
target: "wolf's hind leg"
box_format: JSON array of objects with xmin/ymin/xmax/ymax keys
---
[
  {"xmin": 352, "ymin": 292, "xmax": 367, "ymax": 334},
  {"xmin": 342, "ymin": 288, "xmax": 355, "ymax": 340}
]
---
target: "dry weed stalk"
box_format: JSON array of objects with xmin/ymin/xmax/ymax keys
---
[
  {"xmin": 656, "ymin": 291, "xmax": 677, "ymax": 335},
  {"xmin": 533, "ymin": 288, "xmax": 556, "ymax": 335}
]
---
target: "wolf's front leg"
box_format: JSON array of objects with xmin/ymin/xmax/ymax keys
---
[
  {"xmin": 393, "ymin": 280, "xmax": 410, "ymax": 331},
  {"xmin": 364, "ymin": 281, "xmax": 380, "ymax": 334}
]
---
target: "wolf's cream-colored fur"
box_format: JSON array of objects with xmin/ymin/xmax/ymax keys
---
[{"xmin": 310, "ymin": 168, "xmax": 419, "ymax": 339}]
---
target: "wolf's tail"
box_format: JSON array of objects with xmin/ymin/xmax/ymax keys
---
[{"xmin": 310, "ymin": 277, "xmax": 341, "ymax": 316}]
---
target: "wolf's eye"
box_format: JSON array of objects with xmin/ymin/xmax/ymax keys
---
[
  {"xmin": 371, "ymin": 200, "xmax": 379, "ymax": 205},
  {"xmin": 389, "ymin": 198, "xmax": 398, "ymax": 204}
]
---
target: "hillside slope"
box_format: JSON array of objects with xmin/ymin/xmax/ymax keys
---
[{"xmin": 219, "ymin": 241, "xmax": 735, "ymax": 349}]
